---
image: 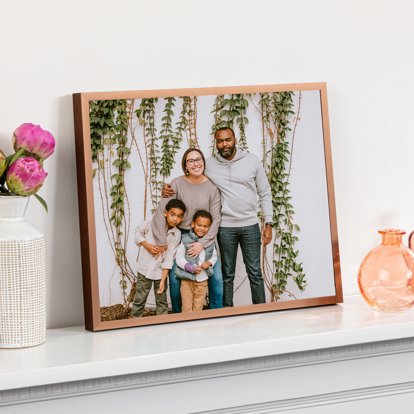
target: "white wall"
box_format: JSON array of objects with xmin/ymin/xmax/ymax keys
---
[{"xmin": 1, "ymin": 0, "xmax": 413, "ymax": 328}]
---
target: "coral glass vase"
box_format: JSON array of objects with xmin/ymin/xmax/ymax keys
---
[{"xmin": 358, "ymin": 229, "xmax": 414, "ymax": 312}]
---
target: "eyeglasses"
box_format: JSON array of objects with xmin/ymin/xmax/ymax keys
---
[{"xmin": 186, "ymin": 157, "xmax": 204, "ymax": 165}]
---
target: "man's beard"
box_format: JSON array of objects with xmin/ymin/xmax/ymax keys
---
[{"xmin": 219, "ymin": 146, "xmax": 236, "ymax": 159}]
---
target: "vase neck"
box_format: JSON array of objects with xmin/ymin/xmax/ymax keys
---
[
  {"xmin": 381, "ymin": 234, "xmax": 402, "ymax": 246},
  {"xmin": 379, "ymin": 229, "xmax": 405, "ymax": 246},
  {"xmin": 0, "ymin": 196, "xmax": 30, "ymax": 220}
]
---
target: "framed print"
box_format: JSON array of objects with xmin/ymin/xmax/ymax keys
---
[{"xmin": 73, "ymin": 82, "xmax": 342, "ymax": 331}]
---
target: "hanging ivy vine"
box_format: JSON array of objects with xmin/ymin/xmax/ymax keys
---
[
  {"xmin": 135, "ymin": 98, "xmax": 161, "ymax": 211},
  {"xmin": 211, "ymin": 94, "xmax": 225, "ymax": 135},
  {"xmin": 90, "ymin": 100, "xmax": 118, "ymax": 162},
  {"xmin": 260, "ymin": 92, "xmax": 306, "ymax": 300},
  {"xmin": 111, "ymin": 100, "xmax": 133, "ymax": 299},
  {"xmin": 89, "ymin": 99, "xmax": 135, "ymax": 307},
  {"xmin": 210, "ymin": 94, "xmax": 225, "ymax": 155},
  {"xmin": 187, "ymin": 96, "xmax": 199, "ymax": 148},
  {"xmin": 168, "ymin": 95, "xmax": 193, "ymax": 159},
  {"xmin": 175, "ymin": 96, "xmax": 190, "ymax": 145},
  {"xmin": 159, "ymin": 97, "xmax": 177, "ymax": 180}
]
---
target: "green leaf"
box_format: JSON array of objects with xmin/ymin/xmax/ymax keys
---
[{"xmin": 34, "ymin": 194, "xmax": 48, "ymax": 213}]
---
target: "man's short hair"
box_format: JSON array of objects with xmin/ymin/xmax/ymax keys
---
[
  {"xmin": 166, "ymin": 199, "xmax": 186, "ymax": 213},
  {"xmin": 192, "ymin": 209, "xmax": 212, "ymax": 224},
  {"xmin": 214, "ymin": 126, "xmax": 236, "ymax": 139}
]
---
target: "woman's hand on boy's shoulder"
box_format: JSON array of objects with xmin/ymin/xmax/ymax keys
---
[{"xmin": 162, "ymin": 183, "xmax": 175, "ymax": 198}]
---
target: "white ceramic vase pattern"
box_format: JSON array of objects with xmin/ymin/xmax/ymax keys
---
[{"xmin": 0, "ymin": 196, "xmax": 46, "ymax": 348}]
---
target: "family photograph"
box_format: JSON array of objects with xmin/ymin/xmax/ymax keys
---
[{"xmin": 88, "ymin": 87, "xmax": 337, "ymax": 323}]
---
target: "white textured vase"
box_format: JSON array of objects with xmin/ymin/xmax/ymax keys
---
[{"xmin": 0, "ymin": 196, "xmax": 46, "ymax": 348}]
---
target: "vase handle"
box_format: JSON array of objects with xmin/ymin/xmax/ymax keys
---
[{"xmin": 409, "ymin": 231, "xmax": 414, "ymax": 251}]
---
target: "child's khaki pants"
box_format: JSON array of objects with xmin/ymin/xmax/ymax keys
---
[{"xmin": 180, "ymin": 279, "xmax": 208, "ymax": 312}]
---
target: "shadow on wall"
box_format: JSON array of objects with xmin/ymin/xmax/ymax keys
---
[{"xmin": 48, "ymin": 95, "xmax": 84, "ymax": 328}]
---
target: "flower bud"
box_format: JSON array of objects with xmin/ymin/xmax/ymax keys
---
[
  {"xmin": 0, "ymin": 149, "xmax": 6, "ymax": 176},
  {"xmin": 6, "ymin": 156, "xmax": 48, "ymax": 196},
  {"xmin": 13, "ymin": 123, "xmax": 56, "ymax": 160}
]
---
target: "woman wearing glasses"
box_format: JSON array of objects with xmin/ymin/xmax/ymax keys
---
[{"xmin": 151, "ymin": 148, "xmax": 223, "ymax": 312}]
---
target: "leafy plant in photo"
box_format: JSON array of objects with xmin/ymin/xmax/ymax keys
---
[
  {"xmin": 211, "ymin": 94, "xmax": 225, "ymax": 134},
  {"xmin": 135, "ymin": 98, "xmax": 161, "ymax": 212},
  {"xmin": 210, "ymin": 95, "xmax": 224, "ymax": 155},
  {"xmin": 174, "ymin": 96, "xmax": 190, "ymax": 147},
  {"xmin": 259, "ymin": 91, "xmax": 306, "ymax": 300},
  {"xmin": 90, "ymin": 99, "xmax": 135, "ymax": 304},
  {"xmin": 111, "ymin": 100, "xmax": 133, "ymax": 299},
  {"xmin": 159, "ymin": 97, "xmax": 177, "ymax": 180},
  {"xmin": 186, "ymin": 96, "xmax": 199, "ymax": 148}
]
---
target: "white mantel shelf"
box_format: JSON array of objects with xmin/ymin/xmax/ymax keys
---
[{"xmin": 2, "ymin": 295, "xmax": 414, "ymax": 413}]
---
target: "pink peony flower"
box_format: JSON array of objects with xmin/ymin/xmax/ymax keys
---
[
  {"xmin": 0, "ymin": 149, "xmax": 6, "ymax": 177},
  {"xmin": 13, "ymin": 123, "xmax": 56, "ymax": 160},
  {"xmin": 6, "ymin": 157, "xmax": 48, "ymax": 196}
]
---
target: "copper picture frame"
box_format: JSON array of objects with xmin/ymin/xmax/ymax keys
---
[{"xmin": 73, "ymin": 82, "xmax": 342, "ymax": 331}]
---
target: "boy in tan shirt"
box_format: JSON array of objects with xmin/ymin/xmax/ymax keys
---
[{"xmin": 131, "ymin": 199, "xmax": 186, "ymax": 317}]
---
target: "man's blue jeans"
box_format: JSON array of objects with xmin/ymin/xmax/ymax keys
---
[
  {"xmin": 168, "ymin": 260, "xmax": 223, "ymax": 313},
  {"xmin": 217, "ymin": 224, "xmax": 266, "ymax": 307}
]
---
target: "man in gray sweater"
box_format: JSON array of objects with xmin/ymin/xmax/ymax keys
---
[{"xmin": 206, "ymin": 127, "xmax": 273, "ymax": 306}]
